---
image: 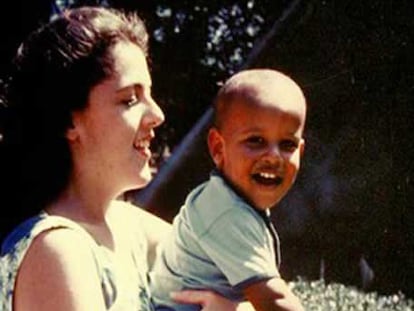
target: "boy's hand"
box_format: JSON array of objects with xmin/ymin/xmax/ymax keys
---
[
  {"xmin": 171, "ymin": 290, "xmax": 255, "ymax": 311},
  {"xmin": 243, "ymin": 277, "xmax": 304, "ymax": 311}
]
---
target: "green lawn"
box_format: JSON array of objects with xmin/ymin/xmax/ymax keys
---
[{"xmin": 290, "ymin": 279, "xmax": 414, "ymax": 311}]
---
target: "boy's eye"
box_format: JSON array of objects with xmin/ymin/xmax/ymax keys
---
[
  {"xmin": 280, "ymin": 140, "xmax": 298, "ymax": 152},
  {"xmin": 245, "ymin": 136, "xmax": 265, "ymax": 147}
]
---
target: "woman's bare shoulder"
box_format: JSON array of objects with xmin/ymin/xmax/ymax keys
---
[{"xmin": 14, "ymin": 228, "xmax": 106, "ymax": 310}]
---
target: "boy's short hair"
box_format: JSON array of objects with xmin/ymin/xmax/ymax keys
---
[
  {"xmin": 213, "ymin": 78, "xmax": 255, "ymax": 130},
  {"xmin": 213, "ymin": 69, "xmax": 306, "ymax": 130}
]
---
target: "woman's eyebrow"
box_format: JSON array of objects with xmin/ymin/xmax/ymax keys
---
[{"xmin": 116, "ymin": 83, "xmax": 148, "ymax": 94}]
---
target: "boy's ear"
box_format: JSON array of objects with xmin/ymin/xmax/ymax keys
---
[
  {"xmin": 300, "ymin": 138, "xmax": 305, "ymax": 157},
  {"xmin": 207, "ymin": 128, "xmax": 224, "ymax": 169}
]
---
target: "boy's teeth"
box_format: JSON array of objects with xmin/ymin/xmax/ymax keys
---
[{"xmin": 259, "ymin": 172, "xmax": 276, "ymax": 179}]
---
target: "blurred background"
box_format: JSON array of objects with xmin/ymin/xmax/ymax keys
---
[{"xmin": 1, "ymin": 0, "xmax": 413, "ymax": 299}]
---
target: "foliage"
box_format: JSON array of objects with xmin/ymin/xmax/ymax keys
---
[
  {"xmin": 290, "ymin": 278, "xmax": 414, "ymax": 311},
  {"xmin": 148, "ymin": 0, "xmax": 277, "ymax": 76},
  {"xmin": 131, "ymin": 0, "xmax": 288, "ymax": 149}
]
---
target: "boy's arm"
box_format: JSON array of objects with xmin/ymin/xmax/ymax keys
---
[
  {"xmin": 243, "ymin": 277, "xmax": 304, "ymax": 311},
  {"xmin": 171, "ymin": 290, "xmax": 256, "ymax": 311}
]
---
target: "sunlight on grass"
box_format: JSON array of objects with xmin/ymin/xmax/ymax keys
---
[{"xmin": 290, "ymin": 278, "xmax": 414, "ymax": 311}]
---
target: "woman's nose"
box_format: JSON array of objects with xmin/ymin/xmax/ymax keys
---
[{"xmin": 146, "ymin": 98, "xmax": 165, "ymax": 128}]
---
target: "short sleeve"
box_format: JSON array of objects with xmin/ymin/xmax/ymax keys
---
[{"xmin": 198, "ymin": 208, "xmax": 279, "ymax": 288}]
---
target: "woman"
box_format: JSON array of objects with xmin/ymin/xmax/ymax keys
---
[{"xmin": 0, "ymin": 7, "xmax": 253, "ymax": 311}]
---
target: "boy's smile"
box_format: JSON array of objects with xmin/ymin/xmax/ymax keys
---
[
  {"xmin": 208, "ymin": 75, "xmax": 306, "ymax": 210},
  {"xmin": 252, "ymin": 172, "xmax": 283, "ymax": 186}
]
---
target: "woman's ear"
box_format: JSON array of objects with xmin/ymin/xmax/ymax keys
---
[
  {"xmin": 207, "ymin": 128, "xmax": 224, "ymax": 169},
  {"xmin": 65, "ymin": 112, "xmax": 80, "ymax": 142},
  {"xmin": 65, "ymin": 126, "xmax": 78, "ymax": 142}
]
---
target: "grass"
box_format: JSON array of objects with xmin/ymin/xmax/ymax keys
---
[{"xmin": 290, "ymin": 278, "xmax": 414, "ymax": 310}]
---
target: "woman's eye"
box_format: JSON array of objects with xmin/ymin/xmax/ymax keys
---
[{"xmin": 122, "ymin": 97, "xmax": 139, "ymax": 107}]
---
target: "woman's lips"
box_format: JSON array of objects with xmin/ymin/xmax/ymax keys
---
[{"xmin": 134, "ymin": 138, "xmax": 151, "ymax": 158}]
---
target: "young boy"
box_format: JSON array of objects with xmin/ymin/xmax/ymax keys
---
[{"xmin": 150, "ymin": 69, "xmax": 306, "ymax": 311}]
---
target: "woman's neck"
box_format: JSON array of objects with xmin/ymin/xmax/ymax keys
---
[{"xmin": 45, "ymin": 188, "xmax": 118, "ymax": 250}]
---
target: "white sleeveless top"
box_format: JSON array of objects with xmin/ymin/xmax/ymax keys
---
[{"xmin": 0, "ymin": 201, "xmax": 153, "ymax": 310}]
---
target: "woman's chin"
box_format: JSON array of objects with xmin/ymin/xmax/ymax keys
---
[
  {"xmin": 136, "ymin": 167, "xmax": 153, "ymax": 187},
  {"xmin": 123, "ymin": 163, "xmax": 155, "ymax": 192}
]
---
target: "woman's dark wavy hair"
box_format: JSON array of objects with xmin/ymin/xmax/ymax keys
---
[{"xmin": 0, "ymin": 6, "xmax": 148, "ymax": 240}]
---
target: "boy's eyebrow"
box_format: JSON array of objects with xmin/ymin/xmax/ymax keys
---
[
  {"xmin": 240, "ymin": 129, "xmax": 302, "ymax": 142},
  {"xmin": 287, "ymin": 130, "xmax": 302, "ymax": 137},
  {"xmin": 289, "ymin": 136, "xmax": 302, "ymax": 144},
  {"xmin": 285, "ymin": 132, "xmax": 303, "ymax": 141}
]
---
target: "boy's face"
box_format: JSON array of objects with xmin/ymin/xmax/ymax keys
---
[{"xmin": 208, "ymin": 98, "xmax": 305, "ymax": 211}]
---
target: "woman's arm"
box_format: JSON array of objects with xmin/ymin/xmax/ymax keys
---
[
  {"xmin": 14, "ymin": 229, "xmax": 106, "ymax": 311},
  {"xmin": 129, "ymin": 206, "xmax": 172, "ymax": 268}
]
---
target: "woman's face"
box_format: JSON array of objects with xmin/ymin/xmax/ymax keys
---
[{"xmin": 68, "ymin": 41, "xmax": 164, "ymax": 193}]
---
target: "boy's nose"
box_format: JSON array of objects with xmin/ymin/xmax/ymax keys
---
[
  {"xmin": 262, "ymin": 145, "xmax": 282, "ymax": 163},
  {"xmin": 268, "ymin": 144, "xmax": 282, "ymax": 157}
]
